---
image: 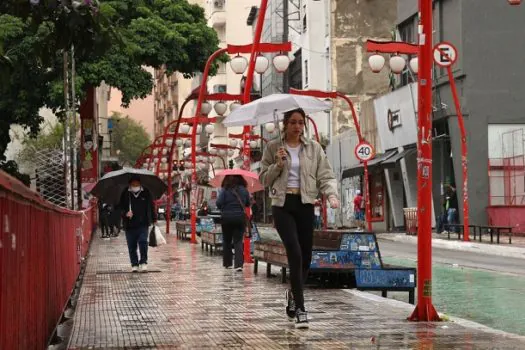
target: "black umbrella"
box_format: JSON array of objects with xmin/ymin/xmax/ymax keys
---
[{"xmin": 90, "ymin": 168, "xmax": 167, "ymax": 205}]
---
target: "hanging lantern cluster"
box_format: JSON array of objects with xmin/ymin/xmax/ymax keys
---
[
  {"xmin": 368, "ymin": 53, "xmax": 418, "ymax": 74},
  {"xmin": 230, "ymin": 52, "xmax": 291, "ymax": 74}
]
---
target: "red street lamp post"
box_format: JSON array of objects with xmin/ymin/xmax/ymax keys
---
[
  {"xmin": 190, "ymin": 45, "xmax": 291, "ymax": 246},
  {"xmin": 289, "ymin": 88, "xmax": 373, "ymax": 232},
  {"xmin": 366, "ymin": 0, "xmax": 439, "ymax": 322}
]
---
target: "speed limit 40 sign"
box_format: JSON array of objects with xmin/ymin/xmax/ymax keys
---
[{"xmin": 354, "ymin": 142, "xmax": 375, "ymax": 162}]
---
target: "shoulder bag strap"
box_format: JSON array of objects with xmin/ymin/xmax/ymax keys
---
[{"xmin": 231, "ymin": 189, "xmax": 251, "ymax": 221}]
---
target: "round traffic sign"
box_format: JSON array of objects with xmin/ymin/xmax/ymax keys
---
[
  {"xmin": 354, "ymin": 142, "xmax": 375, "ymax": 162},
  {"xmin": 433, "ymin": 42, "xmax": 458, "ymax": 67}
]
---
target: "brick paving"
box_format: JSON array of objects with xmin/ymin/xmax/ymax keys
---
[{"xmin": 69, "ymin": 224, "xmax": 525, "ymax": 349}]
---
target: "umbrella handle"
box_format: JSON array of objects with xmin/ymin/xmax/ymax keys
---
[{"xmin": 274, "ymin": 109, "xmax": 287, "ymax": 161}]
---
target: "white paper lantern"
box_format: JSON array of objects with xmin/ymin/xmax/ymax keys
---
[
  {"xmin": 208, "ymin": 157, "xmax": 214, "ymax": 163},
  {"xmin": 201, "ymin": 101, "xmax": 212, "ymax": 115},
  {"xmin": 265, "ymin": 123, "xmax": 276, "ymax": 133},
  {"xmin": 229, "ymin": 139, "xmax": 238, "ymax": 147},
  {"xmin": 230, "ymin": 101, "xmax": 241, "ymax": 111},
  {"xmin": 273, "ymin": 54, "xmax": 290, "ymax": 73},
  {"xmin": 209, "ymin": 148, "xmax": 217, "ymax": 155},
  {"xmin": 228, "ymin": 150, "xmax": 234, "ymax": 157},
  {"xmin": 162, "ymin": 148, "xmax": 168, "ymax": 155},
  {"xmin": 409, "ymin": 57, "xmax": 419, "ymax": 74},
  {"xmin": 161, "ymin": 157, "xmax": 167, "ymax": 163},
  {"xmin": 230, "ymin": 55, "xmax": 248, "ymax": 74},
  {"xmin": 180, "ymin": 124, "xmax": 190, "ymax": 134},
  {"xmin": 205, "ymin": 124, "xmax": 215, "ymax": 134},
  {"xmin": 214, "ymin": 101, "xmax": 228, "ymax": 116},
  {"xmin": 255, "ymin": 55, "xmax": 270, "ymax": 74},
  {"xmin": 368, "ymin": 54, "xmax": 386, "ymax": 73},
  {"xmin": 165, "ymin": 139, "xmax": 173, "ymax": 147},
  {"xmin": 153, "ymin": 149, "xmax": 159, "ymax": 156},
  {"xmin": 389, "ymin": 55, "xmax": 406, "ymax": 74},
  {"xmin": 249, "ymin": 140, "xmax": 258, "ymax": 148},
  {"xmin": 184, "ymin": 139, "xmax": 191, "ymax": 147},
  {"xmin": 176, "ymin": 139, "xmax": 183, "ymax": 147},
  {"xmin": 218, "ymin": 149, "xmax": 227, "ymax": 156}
]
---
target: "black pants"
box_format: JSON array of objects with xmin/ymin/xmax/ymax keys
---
[
  {"xmin": 272, "ymin": 194, "xmax": 314, "ymax": 311},
  {"xmin": 221, "ymin": 217, "xmax": 245, "ymax": 268}
]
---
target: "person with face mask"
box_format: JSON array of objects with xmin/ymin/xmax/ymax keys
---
[{"xmin": 119, "ymin": 176, "xmax": 156, "ymax": 272}]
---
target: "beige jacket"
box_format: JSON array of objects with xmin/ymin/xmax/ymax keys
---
[{"xmin": 259, "ymin": 136, "xmax": 338, "ymax": 207}]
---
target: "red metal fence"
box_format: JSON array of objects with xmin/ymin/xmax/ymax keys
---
[{"xmin": 0, "ymin": 171, "xmax": 95, "ymax": 349}]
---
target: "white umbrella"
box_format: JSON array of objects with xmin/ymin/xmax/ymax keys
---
[{"xmin": 222, "ymin": 93, "xmax": 331, "ymax": 127}]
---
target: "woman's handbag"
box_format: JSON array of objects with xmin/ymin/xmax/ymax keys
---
[{"xmin": 232, "ymin": 189, "xmax": 253, "ymax": 237}]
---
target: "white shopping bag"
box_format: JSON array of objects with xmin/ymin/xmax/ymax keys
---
[{"xmin": 154, "ymin": 225, "xmax": 167, "ymax": 245}]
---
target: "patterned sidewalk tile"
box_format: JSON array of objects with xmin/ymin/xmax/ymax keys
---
[{"xmin": 68, "ymin": 225, "xmax": 525, "ymax": 349}]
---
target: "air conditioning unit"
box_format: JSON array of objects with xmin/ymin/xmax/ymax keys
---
[{"xmin": 214, "ymin": 0, "xmax": 224, "ymax": 9}]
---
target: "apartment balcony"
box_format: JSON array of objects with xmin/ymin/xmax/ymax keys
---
[{"xmin": 210, "ymin": 9, "xmax": 226, "ymax": 28}]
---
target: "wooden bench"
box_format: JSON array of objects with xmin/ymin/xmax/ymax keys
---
[
  {"xmin": 175, "ymin": 221, "xmax": 191, "ymax": 240},
  {"xmin": 254, "ymin": 229, "xmax": 416, "ymax": 304},
  {"xmin": 445, "ymin": 224, "xmax": 513, "ymax": 244}
]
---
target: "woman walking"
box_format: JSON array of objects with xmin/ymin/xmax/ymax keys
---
[
  {"xmin": 260, "ymin": 108, "xmax": 339, "ymax": 329},
  {"xmin": 216, "ymin": 175, "xmax": 250, "ymax": 271}
]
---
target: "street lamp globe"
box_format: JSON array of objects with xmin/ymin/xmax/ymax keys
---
[
  {"xmin": 265, "ymin": 123, "xmax": 276, "ymax": 133},
  {"xmin": 201, "ymin": 101, "xmax": 212, "ymax": 115},
  {"xmin": 409, "ymin": 57, "xmax": 419, "ymax": 74},
  {"xmin": 165, "ymin": 139, "xmax": 173, "ymax": 147},
  {"xmin": 184, "ymin": 139, "xmax": 191, "ymax": 147},
  {"xmin": 273, "ymin": 54, "xmax": 291, "ymax": 73},
  {"xmin": 180, "ymin": 124, "xmax": 191, "ymax": 134},
  {"xmin": 214, "ymin": 101, "xmax": 228, "ymax": 116},
  {"xmin": 205, "ymin": 124, "xmax": 215, "ymax": 134},
  {"xmin": 255, "ymin": 54, "xmax": 270, "ymax": 74},
  {"xmin": 176, "ymin": 139, "xmax": 183, "ymax": 147},
  {"xmin": 229, "ymin": 139, "xmax": 238, "ymax": 147},
  {"xmin": 161, "ymin": 157, "xmax": 167, "ymax": 163},
  {"xmin": 153, "ymin": 149, "xmax": 159, "ymax": 156},
  {"xmin": 389, "ymin": 55, "xmax": 406, "ymax": 74},
  {"xmin": 228, "ymin": 150, "xmax": 234, "ymax": 157},
  {"xmin": 209, "ymin": 148, "xmax": 217, "ymax": 155},
  {"xmin": 162, "ymin": 148, "xmax": 168, "ymax": 155},
  {"xmin": 249, "ymin": 140, "xmax": 258, "ymax": 148},
  {"xmin": 230, "ymin": 101, "xmax": 241, "ymax": 111},
  {"xmin": 218, "ymin": 149, "xmax": 227, "ymax": 156},
  {"xmin": 368, "ymin": 54, "xmax": 386, "ymax": 73},
  {"xmin": 230, "ymin": 54, "xmax": 248, "ymax": 74}
]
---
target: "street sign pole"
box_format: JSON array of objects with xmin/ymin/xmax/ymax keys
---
[
  {"xmin": 354, "ymin": 142, "xmax": 375, "ymax": 231},
  {"xmin": 409, "ymin": 0, "xmax": 440, "ymax": 322}
]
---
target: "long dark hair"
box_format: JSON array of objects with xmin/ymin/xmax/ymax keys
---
[
  {"xmin": 283, "ymin": 108, "xmax": 307, "ymax": 134},
  {"xmin": 221, "ymin": 175, "xmax": 247, "ymax": 189}
]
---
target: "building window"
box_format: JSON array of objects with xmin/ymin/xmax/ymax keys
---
[
  {"xmin": 488, "ymin": 125, "xmax": 525, "ymax": 206},
  {"xmin": 304, "ymin": 59, "xmax": 308, "ymax": 87},
  {"xmin": 213, "ymin": 84, "xmax": 227, "ymax": 93}
]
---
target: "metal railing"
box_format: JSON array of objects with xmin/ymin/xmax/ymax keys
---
[{"xmin": 0, "ymin": 170, "xmax": 95, "ymax": 349}]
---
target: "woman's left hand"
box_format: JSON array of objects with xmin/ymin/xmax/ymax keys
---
[{"xmin": 328, "ymin": 195, "xmax": 340, "ymax": 209}]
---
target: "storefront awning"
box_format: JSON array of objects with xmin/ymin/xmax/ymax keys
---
[
  {"xmin": 341, "ymin": 150, "xmax": 397, "ymax": 179},
  {"xmin": 381, "ymin": 148, "xmax": 416, "ymax": 166}
]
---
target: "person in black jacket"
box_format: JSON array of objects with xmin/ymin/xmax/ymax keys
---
[
  {"xmin": 119, "ymin": 176, "xmax": 156, "ymax": 272},
  {"xmin": 216, "ymin": 175, "xmax": 250, "ymax": 271}
]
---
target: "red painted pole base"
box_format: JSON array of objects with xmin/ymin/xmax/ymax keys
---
[
  {"xmin": 408, "ymin": 303, "xmax": 441, "ymax": 322},
  {"xmin": 243, "ymin": 237, "xmax": 253, "ymax": 264}
]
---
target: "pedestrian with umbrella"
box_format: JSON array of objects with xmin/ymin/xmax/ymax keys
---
[
  {"xmin": 223, "ymin": 95, "xmax": 339, "ymax": 329},
  {"xmin": 91, "ymin": 168, "xmax": 167, "ymax": 272},
  {"xmin": 210, "ymin": 169, "xmax": 263, "ymax": 271}
]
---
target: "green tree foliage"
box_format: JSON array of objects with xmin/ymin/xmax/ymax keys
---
[
  {"xmin": 0, "ymin": 0, "xmax": 221, "ymax": 160},
  {"xmin": 110, "ymin": 113, "xmax": 150, "ymax": 167}
]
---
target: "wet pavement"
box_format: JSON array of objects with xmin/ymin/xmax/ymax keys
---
[{"xmin": 68, "ymin": 225, "xmax": 525, "ymax": 349}]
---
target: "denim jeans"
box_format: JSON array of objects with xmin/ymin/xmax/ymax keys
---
[
  {"xmin": 221, "ymin": 217, "xmax": 245, "ymax": 269},
  {"xmin": 447, "ymin": 208, "xmax": 458, "ymax": 232},
  {"xmin": 125, "ymin": 226, "xmax": 149, "ymax": 266}
]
